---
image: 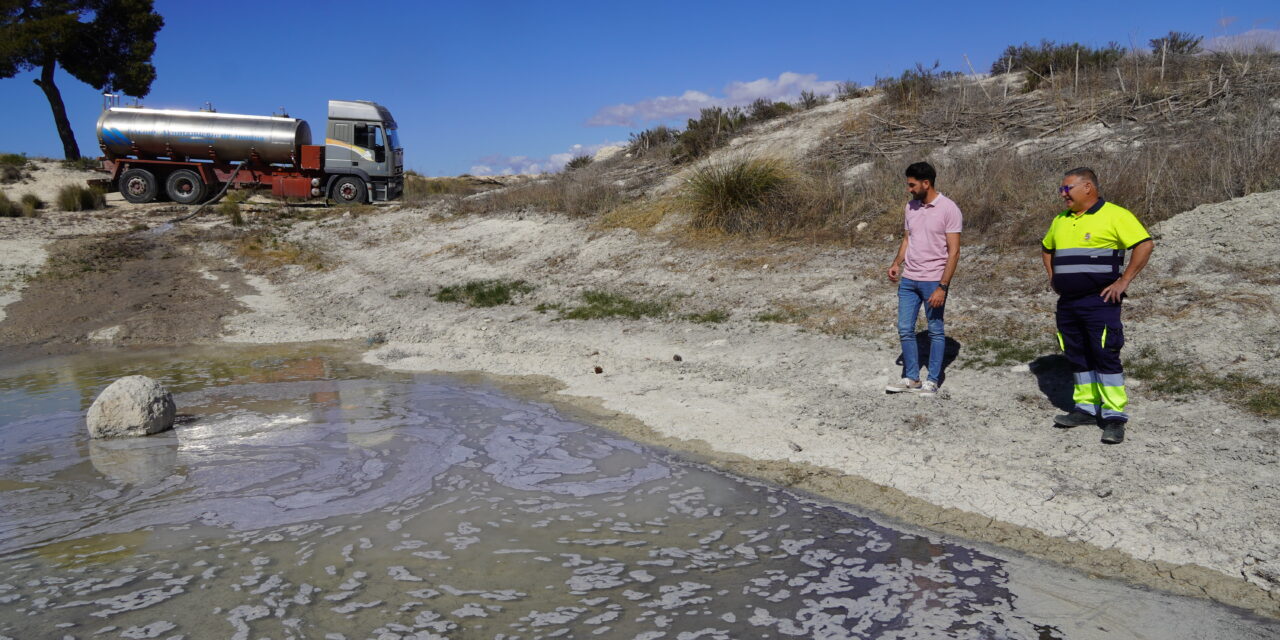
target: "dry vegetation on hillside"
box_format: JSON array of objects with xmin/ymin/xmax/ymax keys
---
[{"xmin": 403, "ymin": 37, "xmax": 1280, "ymax": 252}]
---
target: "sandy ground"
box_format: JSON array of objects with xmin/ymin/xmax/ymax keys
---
[{"xmin": 204, "ymin": 191, "xmax": 1280, "ymax": 617}]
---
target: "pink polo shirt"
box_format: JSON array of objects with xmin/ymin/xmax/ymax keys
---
[{"xmin": 902, "ymin": 193, "xmax": 963, "ymax": 281}]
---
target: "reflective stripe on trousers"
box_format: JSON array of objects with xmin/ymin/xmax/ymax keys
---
[{"xmin": 1070, "ymin": 370, "xmax": 1129, "ymax": 420}]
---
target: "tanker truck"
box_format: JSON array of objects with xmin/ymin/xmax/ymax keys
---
[{"xmin": 95, "ymin": 99, "xmax": 403, "ymax": 205}]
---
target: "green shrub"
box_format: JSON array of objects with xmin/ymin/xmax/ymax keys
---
[
  {"xmin": 834, "ymin": 80, "xmax": 865, "ymax": 100},
  {"xmin": 683, "ymin": 157, "xmax": 790, "ymax": 233},
  {"xmin": 627, "ymin": 125, "xmax": 678, "ymax": 156},
  {"xmin": 672, "ymin": 106, "xmax": 748, "ymax": 163},
  {"xmin": 747, "ymin": 98, "xmax": 794, "ymax": 122},
  {"xmin": 1149, "ymin": 31, "xmax": 1203, "ymax": 56},
  {"xmin": 0, "ymin": 164, "xmax": 24, "ymax": 184},
  {"xmin": 434, "ymin": 279, "xmax": 534, "ymax": 307},
  {"xmin": 217, "ymin": 198, "xmax": 243, "ymax": 225},
  {"xmin": 877, "ymin": 62, "xmax": 952, "ymax": 108},
  {"xmin": 798, "ymin": 90, "xmax": 829, "ymax": 110},
  {"xmin": 564, "ymin": 155, "xmax": 593, "ymax": 171},
  {"xmin": 56, "ymin": 184, "xmax": 106, "ymax": 211},
  {"xmin": 0, "ymin": 153, "xmax": 27, "ymax": 166},
  {"xmin": 990, "ymin": 40, "xmax": 1125, "ymax": 91}
]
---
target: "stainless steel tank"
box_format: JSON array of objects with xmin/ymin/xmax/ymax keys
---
[{"xmin": 96, "ymin": 107, "xmax": 312, "ymax": 164}]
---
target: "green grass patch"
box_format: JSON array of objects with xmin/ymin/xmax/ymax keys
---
[
  {"xmin": 1127, "ymin": 347, "xmax": 1280, "ymax": 418},
  {"xmin": 962, "ymin": 337, "xmax": 1044, "ymax": 369},
  {"xmin": 754, "ymin": 306, "xmax": 808, "ymax": 323},
  {"xmin": 556, "ymin": 290, "xmax": 669, "ymax": 320},
  {"xmin": 0, "ymin": 153, "xmax": 27, "ymax": 166},
  {"xmin": 685, "ymin": 309, "xmax": 729, "ymax": 324},
  {"xmin": 435, "ymin": 279, "xmax": 534, "ymax": 307}
]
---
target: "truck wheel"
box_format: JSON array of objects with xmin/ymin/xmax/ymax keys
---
[
  {"xmin": 331, "ymin": 176, "xmax": 367, "ymax": 204},
  {"xmin": 120, "ymin": 168, "xmax": 159, "ymax": 204},
  {"xmin": 165, "ymin": 169, "xmax": 207, "ymax": 204}
]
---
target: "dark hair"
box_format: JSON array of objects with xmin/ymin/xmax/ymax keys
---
[
  {"xmin": 1064, "ymin": 167, "xmax": 1099, "ymax": 187},
  {"xmin": 905, "ymin": 161, "xmax": 936, "ymax": 185}
]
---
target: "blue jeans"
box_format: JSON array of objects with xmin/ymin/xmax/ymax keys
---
[{"xmin": 897, "ymin": 277, "xmax": 946, "ymax": 383}]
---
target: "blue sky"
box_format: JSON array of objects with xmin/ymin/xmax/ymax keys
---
[{"xmin": 2, "ymin": 1, "xmax": 1277, "ymax": 175}]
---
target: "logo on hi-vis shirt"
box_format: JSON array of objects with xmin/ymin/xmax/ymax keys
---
[{"xmin": 1084, "ymin": 232, "xmax": 1092, "ymax": 241}]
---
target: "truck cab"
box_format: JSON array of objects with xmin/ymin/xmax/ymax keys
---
[{"xmin": 324, "ymin": 99, "xmax": 404, "ymax": 203}]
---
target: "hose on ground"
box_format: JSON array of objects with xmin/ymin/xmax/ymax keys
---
[{"xmin": 166, "ymin": 160, "xmax": 252, "ymax": 224}]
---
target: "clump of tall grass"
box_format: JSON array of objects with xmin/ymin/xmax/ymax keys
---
[
  {"xmin": 0, "ymin": 192, "xmax": 18, "ymax": 217},
  {"xmin": 56, "ymin": 184, "xmax": 106, "ymax": 211},
  {"xmin": 683, "ymin": 158, "xmax": 791, "ymax": 233}
]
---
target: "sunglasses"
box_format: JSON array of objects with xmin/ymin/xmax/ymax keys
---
[{"xmin": 1058, "ymin": 183, "xmax": 1086, "ymax": 195}]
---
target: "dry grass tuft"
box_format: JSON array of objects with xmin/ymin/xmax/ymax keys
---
[
  {"xmin": 55, "ymin": 184, "xmax": 106, "ymax": 211},
  {"xmin": 596, "ymin": 197, "xmax": 678, "ymax": 231}
]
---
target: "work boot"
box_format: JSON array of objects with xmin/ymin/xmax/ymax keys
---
[
  {"xmin": 1053, "ymin": 411, "xmax": 1097, "ymax": 428},
  {"xmin": 1101, "ymin": 421, "xmax": 1126, "ymax": 444}
]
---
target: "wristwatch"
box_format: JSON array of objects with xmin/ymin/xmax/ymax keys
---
[{"xmin": 938, "ymin": 283, "xmax": 950, "ymax": 292}]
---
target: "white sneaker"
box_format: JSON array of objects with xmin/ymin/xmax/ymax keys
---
[
  {"xmin": 886, "ymin": 378, "xmax": 922, "ymax": 393},
  {"xmin": 919, "ymin": 380, "xmax": 939, "ymax": 396}
]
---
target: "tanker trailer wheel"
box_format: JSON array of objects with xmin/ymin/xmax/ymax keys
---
[
  {"xmin": 331, "ymin": 176, "xmax": 367, "ymax": 205},
  {"xmin": 165, "ymin": 169, "xmax": 207, "ymax": 205},
  {"xmin": 119, "ymin": 168, "xmax": 159, "ymax": 204}
]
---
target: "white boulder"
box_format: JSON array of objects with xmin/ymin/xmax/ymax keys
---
[{"xmin": 86, "ymin": 375, "xmax": 176, "ymax": 438}]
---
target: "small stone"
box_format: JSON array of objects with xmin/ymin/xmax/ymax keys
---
[
  {"xmin": 788, "ymin": 442, "xmax": 802, "ymax": 452},
  {"xmin": 86, "ymin": 376, "xmax": 176, "ymax": 439},
  {"xmin": 1095, "ymin": 488, "xmax": 1112, "ymax": 498},
  {"xmin": 673, "ymin": 354, "xmax": 682, "ymax": 362},
  {"xmin": 707, "ymin": 276, "xmax": 716, "ymax": 282},
  {"xmin": 1009, "ymin": 364, "xmax": 1030, "ymax": 373},
  {"xmin": 593, "ymin": 366, "xmax": 603, "ymax": 374}
]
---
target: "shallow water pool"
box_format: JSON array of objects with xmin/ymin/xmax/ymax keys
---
[{"xmin": 0, "ymin": 345, "xmax": 1274, "ymax": 639}]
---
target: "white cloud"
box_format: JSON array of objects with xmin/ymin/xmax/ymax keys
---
[
  {"xmin": 1204, "ymin": 28, "xmax": 1280, "ymax": 52},
  {"xmin": 469, "ymin": 140, "xmax": 626, "ymax": 176},
  {"xmin": 587, "ymin": 71, "xmax": 842, "ymax": 127}
]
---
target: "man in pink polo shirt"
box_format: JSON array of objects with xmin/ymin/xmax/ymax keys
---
[{"xmin": 886, "ymin": 162, "xmax": 962, "ymax": 396}]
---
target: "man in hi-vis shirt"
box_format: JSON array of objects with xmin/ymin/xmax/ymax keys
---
[{"xmin": 1042, "ymin": 167, "xmax": 1153, "ymax": 444}]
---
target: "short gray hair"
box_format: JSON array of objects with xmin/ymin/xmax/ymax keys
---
[{"xmin": 1064, "ymin": 167, "xmax": 1099, "ymax": 187}]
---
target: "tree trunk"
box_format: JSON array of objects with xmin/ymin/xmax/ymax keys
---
[{"xmin": 32, "ymin": 60, "xmax": 81, "ymax": 160}]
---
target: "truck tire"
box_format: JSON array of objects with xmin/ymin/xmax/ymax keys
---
[
  {"xmin": 165, "ymin": 169, "xmax": 207, "ymax": 205},
  {"xmin": 331, "ymin": 176, "xmax": 367, "ymax": 205},
  {"xmin": 120, "ymin": 168, "xmax": 159, "ymax": 204}
]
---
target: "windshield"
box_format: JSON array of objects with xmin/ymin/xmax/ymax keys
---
[{"xmin": 387, "ymin": 127, "xmax": 401, "ymax": 150}]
